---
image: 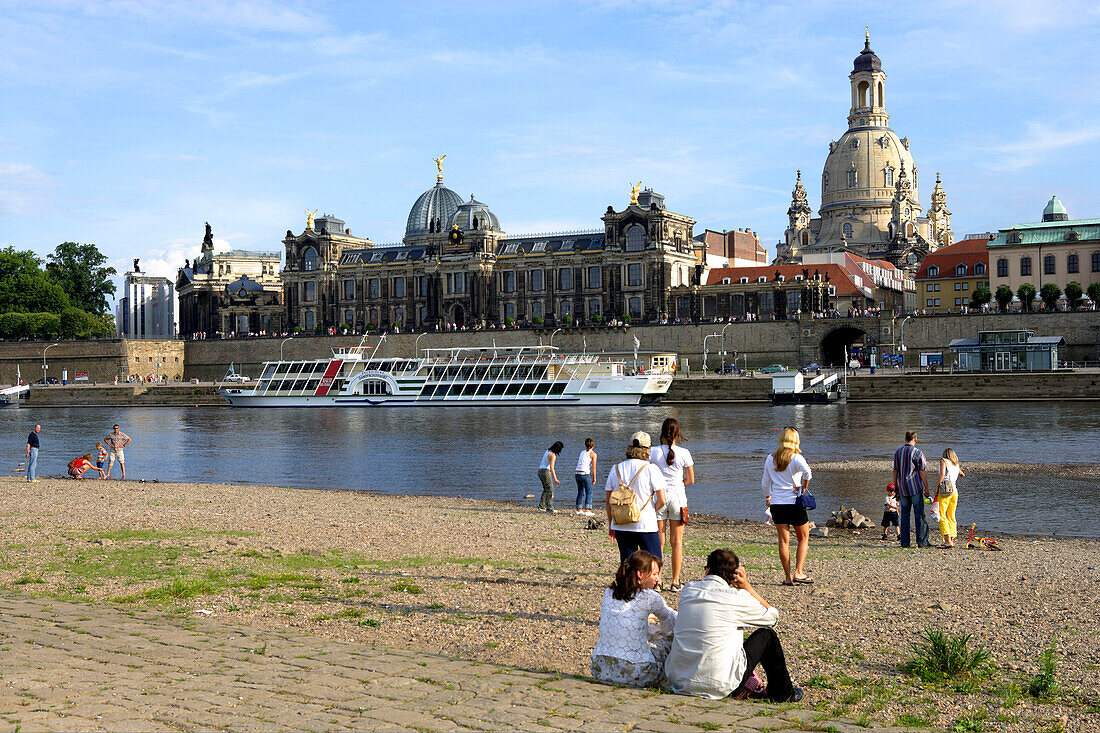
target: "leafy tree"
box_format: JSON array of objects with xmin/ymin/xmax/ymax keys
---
[
  {"xmin": 0, "ymin": 312, "xmax": 30, "ymax": 338},
  {"xmin": 46, "ymin": 242, "xmax": 117, "ymax": 314},
  {"xmin": 0, "ymin": 247, "xmax": 43, "ymax": 280},
  {"xmin": 0, "ymin": 273, "xmax": 70, "ymax": 314},
  {"xmin": 970, "ymin": 287, "xmax": 991, "ymax": 309},
  {"xmin": 59, "ymin": 307, "xmax": 95, "ymax": 339},
  {"xmin": 1064, "ymin": 282, "xmax": 1083, "ymax": 310},
  {"xmin": 1088, "ymin": 282, "xmax": 1100, "ymax": 306},
  {"xmin": 93, "ymin": 313, "xmax": 115, "ymax": 337},
  {"xmin": 31, "ymin": 312, "xmax": 62, "ymax": 339},
  {"xmin": 1017, "ymin": 283, "xmax": 1037, "ymax": 312},
  {"xmin": 995, "ymin": 285, "xmax": 1014, "ymax": 312},
  {"xmin": 1039, "ymin": 283, "xmax": 1062, "ymax": 311}
]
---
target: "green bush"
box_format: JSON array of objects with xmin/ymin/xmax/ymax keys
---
[
  {"xmin": 1039, "ymin": 283, "xmax": 1061, "ymax": 311},
  {"xmin": 532, "ymin": 316, "xmax": 543, "ymax": 326},
  {"xmin": 995, "ymin": 285, "xmax": 1015, "ymax": 312},
  {"xmin": 900, "ymin": 628, "xmax": 992, "ymax": 683},
  {"xmin": 1088, "ymin": 282, "xmax": 1100, "ymax": 305},
  {"xmin": 592, "ymin": 314, "xmax": 603, "ymax": 324},
  {"xmin": 622, "ymin": 314, "xmax": 632, "ymax": 323},
  {"xmin": 1027, "ymin": 639, "xmax": 1058, "ymax": 699},
  {"xmin": 970, "ymin": 286, "xmax": 991, "ymax": 309},
  {"xmin": 562, "ymin": 314, "xmax": 573, "ymax": 325},
  {"xmin": 340, "ymin": 323, "xmax": 351, "ymax": 331},
  {"xmin": 1017, "ymin": 283, "xmax": 1037, "ymax": 311},
  {"xmin": 1064, "ymin": 282, "xmax": 1083, "ymax": 310},
  {"xmin": 365, "ymin": 323, "xmax": 377, "ymax": 331},
  {"xmin": 504, "ymin": 316, "xmax": 514, "ymax": 326}
]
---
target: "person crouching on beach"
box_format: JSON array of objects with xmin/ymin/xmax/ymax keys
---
[
  {"xmin": 590, "ymin": 550, "xmax": 677, "ymax": 688},
  {"xmin": 537, "ymin": 441, "xmax": 563, "ymax": 513},
  {"xmin": 762, "ymin": 427, "xmax": 813, "ymax": 586},
  {"xmin": 68, "ymin": 454, "xmax": 104, "ymax": 479},
  {"xmin": 606, "ymin": 432, "xmax": 667, "ymax": 563},
  {"xmin": 882, "ymin": 483, "xmax": 900, "ymax": 540}
]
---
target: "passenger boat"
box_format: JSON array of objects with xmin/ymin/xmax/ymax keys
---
[{"xmin": 220, "ymin": 340, "xmax": 672, "ymax": 407}]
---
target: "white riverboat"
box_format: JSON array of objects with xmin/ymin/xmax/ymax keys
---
[{"xmin": 220, "ymin": 341, "xmax": 672, "ymax": 407}]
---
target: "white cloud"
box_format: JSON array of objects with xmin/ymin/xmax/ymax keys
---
[
  {"xmin": 987, "ymin": 122, "xmax": 1100, "ymax": 171},
  {"xmin": 0, "ymin": 163, "xmax": 54, "ymax": 217}
]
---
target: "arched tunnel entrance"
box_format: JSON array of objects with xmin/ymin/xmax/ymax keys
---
[{"xmin": 820, "ymin": 326, "xmax": 867, "ymax": 366}]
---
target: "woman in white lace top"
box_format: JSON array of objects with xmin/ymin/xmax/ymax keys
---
[{"xmin": 591, "ymin": 551, "xmax": 678, "ymax": 687}]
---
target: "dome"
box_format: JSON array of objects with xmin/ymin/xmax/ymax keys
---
[
  {"xmin": 853, "ymin": 38, "xmax": 881, "ymax": 73},
  {"xmin": 226, "ymin": 274, "xmax": 264, "ymax": 298},
  {"xmin": 449, "ymin": 195, "xmax": 501, "ymax": 232},
  {"xmin": 1042, "ymin": 195, "xmax": 1069, "ymax": 222},
  {"xmin": 405, "ymin": 180, "xmax": 463, "ymax": 238}
]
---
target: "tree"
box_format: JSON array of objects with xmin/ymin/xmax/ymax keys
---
[
  {"xmin": 1088, "ymin": 282, "xmax": 1100, "ymax": 306},
  {"xmin": 46, "ymin": 242, "xmax": 117, "ymax": 314},
  {"xmin": 995, "ymin": 285, "xmax": 1014, "ymax": 312},
  {"xmin": 0, "ymin": 273, "xmax": 70, "ymax": 314},
  {"xmin": 1017, "ymin": 283, "xmax": 1037, "ymax": 312},
  {"xmin": 971, "ymin": 286, "xmax": 991, "ymax": 309},
  {"xmin": 1039, "ymin": 283, "xmax": 1062, "ymax": 311},
  {"xmin": 59, "ymin": 307, "xmax": 95, "ymax": 338},
  {"xmin": 1064, "ymin": 282, "xmax": 1083, "ymax": 310}
]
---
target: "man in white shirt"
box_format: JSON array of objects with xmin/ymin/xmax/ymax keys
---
[{"xmin": 665, "ymin": 549, "xmax": 802, "ymax": 702}]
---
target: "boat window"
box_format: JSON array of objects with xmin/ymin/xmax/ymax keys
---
[
  {"xmin": 549, "ymin": 383, "xmax": 567, "ymax": 395},
  {"xmin": 362, "ymin": 379, "xmax": 390, "ymax": 395},
  {"xmin": 462, "ymin": 382, "xmax": 479, "ymax": 396},
  {"xmin": 506, "ymin": 383, "xmax": 523, "ymax": 395},
  {"xmin": 477, "ymin": 383, "xmax": 493, "ymax": 396},
  {"xmin": 491, "ymin": 384, "xmax": 507, "ymax": 396},
  {"xmin": 519, "ymin": 383, "xmax": 537, "ymax": 395},
  {"xmin": 534, "ymin": 383, "xmax": 552, "ymax": 395}
]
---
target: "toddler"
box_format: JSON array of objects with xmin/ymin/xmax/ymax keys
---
[
  {"xmin": 881, "ymin": 483, "xmax": 900, "ymax": 540},
  {"xmin": 95, "ymin": 442, "xmax": 107, "ymax": 472}
]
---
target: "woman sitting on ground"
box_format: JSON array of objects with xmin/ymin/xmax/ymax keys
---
[{"xmin": 591, "ymin": 550, "xmax": 677, "ymax": 688}]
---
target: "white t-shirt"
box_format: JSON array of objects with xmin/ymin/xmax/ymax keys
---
[
  {"xmin": 592, "ymin": 588, "xmax": 677, "ymax": 665},
  {"xmin": 538, "ymin": 450, "xmax": 553, "ymax": 470},
  {"xmin": 605, "ymin": 458, "xmax": 666, "ymax": 533},
  {"xmin": 575, "ymin": 449, "xmax": 594, "ymax": 474},
  {"xmin": 884, "ymin": 494, "xmax": 899, "ymax": 512},
  {"xmin": 941, "ymin": 459, "xmax": 961, "ymax": 485},
  {"xmin": 761, "ymin": 453, "xmax": 812, "ymax": 506},
  {"xmin": 649, "ymin": 444, "xmax": 694, "ymax": 504}
]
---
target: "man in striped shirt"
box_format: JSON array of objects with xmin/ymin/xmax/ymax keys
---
[{"xmin": 892, "ymin": 431, "xmax": 931, "ymax": 548}]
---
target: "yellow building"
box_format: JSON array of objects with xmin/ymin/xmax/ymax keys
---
[{"xmin": 914, "ymin": 238, "xmax": 990, "ymax": 313}]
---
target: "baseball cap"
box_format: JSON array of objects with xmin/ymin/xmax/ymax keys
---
[
  {"xmin": 886, "ymin": 482, "xmax": 897, "ymax": 491},
  {"xmin": 630, "ymin": 431, "xmax": 652, "ymax": 448}
]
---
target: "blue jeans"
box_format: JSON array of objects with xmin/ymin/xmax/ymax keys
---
[
  {"xmin": 27, "ymin": 447, "xmax": 38, "ymax": 481},
  {"xmin": 574, "ymin": 474, "xmax": 593, "ymax": 510},
  {"xmin": 614, "ymin": 530, "xmax": 662, "ymax": 563},
  {"xmin": 898, "ymin": 492, "xmax": 930, "ymax": 547}
]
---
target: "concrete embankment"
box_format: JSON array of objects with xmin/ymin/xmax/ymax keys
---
[{"xmin": 23, "ymin": 383, "xmax": 225, "ymax": 407}]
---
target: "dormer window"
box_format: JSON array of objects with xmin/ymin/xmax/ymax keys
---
[
  {"xmin": 740, "ymin": 277, "xmax": 749, "ymax": 284},
  {"xmin": 757, "ymin": 276, "xmax": 767, "ymax": 283},
  {"xmin": 955, "ymin": 264, "xmax": 967, "ymax": 276},
  {"xmin": 1067, "ymin": 231, "xmax": 1080, "ymax": 241},
  {"xmin": 975, "ymin": 263, "xmax": 986, "ymax": 275},
  {"xmin": 721, "ymin": 278, "xmax": 731, "ymax": 285},
  {"xmin": 927, "ymin": 265, "xmax": 939, "ymax": 277},
  {"xmin": 843, "ymin": 222, "xmax": 854, "ymax": 238},
  {"xmin": 1008, "ymin": 232, "xmax": 1021, "ymax": 244}
]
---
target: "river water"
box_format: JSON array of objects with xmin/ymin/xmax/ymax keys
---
[{"xmin": 5, "ymin": 403, "xmax": 1097, "ymax": 538}]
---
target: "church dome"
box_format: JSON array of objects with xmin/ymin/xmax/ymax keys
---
[
  {"xmin": 226, "ymin": 274, "xmax": 264, "ymax": 298},
  {"xmin": 853, "ymin": 38, "xmax": 881, "ymax": 73},
  {"xmin": 1042, "ymin": 195, "xmax": 1069, "ymax": 222},
  {"xmin": 450, "ymin": 195, "xmax": 501, "ymax": 232},
  {"xmin": 405, "ymin": 180, "xmax": 463, "ymax": 238}
]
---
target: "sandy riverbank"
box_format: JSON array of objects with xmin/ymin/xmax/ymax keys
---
[{"xmin": 1, "ymin": 476, "xmax": 1096, "ymax": 731}]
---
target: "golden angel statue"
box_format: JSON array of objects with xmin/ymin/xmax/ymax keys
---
[
  {"xmin": 630, "ymin": 181, "xmax": 642, "ymax": 205},
  {"xmin": 434, "ymin": 154, "xmax": 446, "ymax": 180},
  {"xmin": 305, "ymin": 209, "xmax": 317, "ymax": 230}
]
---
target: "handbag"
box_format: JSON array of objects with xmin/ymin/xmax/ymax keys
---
[{"xmin": 795, "ymin": 490, "xmax": 816, "ymax": 511}]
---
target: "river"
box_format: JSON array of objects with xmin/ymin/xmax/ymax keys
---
[{"xmin": 5, "ymin": 402, "xmax": 1097, "ymax": 538}]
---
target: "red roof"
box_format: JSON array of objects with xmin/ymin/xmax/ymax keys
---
[
  {"xmin": 704, "ymin": 263, "xmax": 866, "ymax": 297},
  {"xmin": 915, "ymin": 238, "xmax": 990, "ymax": 279}
]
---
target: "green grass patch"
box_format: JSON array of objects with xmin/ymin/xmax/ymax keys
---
[
  {"xmin": 356, "ymin": 618, "xmax": 381, "ymax": 628},
  {"xmin": 950, "ymin": 710, "xmax": 987, "ymax": 732},
  {"xmin": 1027, "ymin": 639, "xmax": 1059, "ymax": 700},
  {"xmin": 894, "ymin": 712, "xmax": 931, "ymax": 727},
  {"xmin": 391, "ymin": 579, "xmax": 422, "ymax": 594},
  {"xmin": 13, "ymin": 574, "xmax": 45, "ymax": 585},
  {"xmin": 246, "ymin": 572, "xmax": 323, "ymax": 590},
  {"xmin": 901, "ymin": 628, "xmax": 992, "ymax": 684},
  {"xmin": 119, "ymin": 577, "xmax": 221, "ymax": 603}
]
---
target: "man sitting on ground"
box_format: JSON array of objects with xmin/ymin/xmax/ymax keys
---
[{"xmin": 664, "ymin": 549, "xmax": 802, "ymax": 702}]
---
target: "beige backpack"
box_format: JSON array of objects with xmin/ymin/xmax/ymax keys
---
[{"xmin": 609, "ymin": 463, "xmax": 652, "ymax": 525}]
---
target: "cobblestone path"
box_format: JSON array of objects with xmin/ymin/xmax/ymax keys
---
[{"xmin": 0, "ymin": 595, "xmax": 923, "ymax": 732}]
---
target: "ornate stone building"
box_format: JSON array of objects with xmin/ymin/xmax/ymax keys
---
[
  {"xmin": 776, "ymin": 33, "xmax": 953, "ymax": 274},
  {"xmin": 280, "ymin": 169, "xmax": 702, "ymax": 332},
  {"xmin": 176, "ymin": 223, "xmax": 284, "ymax": 336}
]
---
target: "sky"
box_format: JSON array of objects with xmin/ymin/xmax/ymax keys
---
[{"xmin": 2, "ymin": 0, "xmax": 1100, "ymax": 299}]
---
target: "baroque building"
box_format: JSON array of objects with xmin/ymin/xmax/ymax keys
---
[
  {"xmin": 176, "ymin": 223, "xmax": 284, "ymax": 336},
  {"xmin": 777, "ymin": 33, "xmax": 953, "ymax": 274},
  {"xmin": 281, "ymin": 166, "xmax": 702, "ymax": 332}
]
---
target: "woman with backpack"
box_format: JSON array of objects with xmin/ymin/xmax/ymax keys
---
[
  {"xmin": 605, "ymin": 431, "xmax": 667, "ymax": 564},
  {"xmin": 935, "ymin": 448, "xmax": 964, "ymax": 549},
  {"xmin": 650, "ymin": 418, "xmax": 694, "ymax": 592}
]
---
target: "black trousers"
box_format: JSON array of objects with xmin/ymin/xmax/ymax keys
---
[{"xmin": 736, "ymin": 628, "xmax": 794, "ymax": 702}]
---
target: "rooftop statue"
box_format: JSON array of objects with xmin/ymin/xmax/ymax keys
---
[
  {"xmin": 434, "ymin": 154, "xmax": 446, "ymax": 181},
  {"xmin": 305, "ymin": 209, "xmax": 317, "ymax": 230},
  {"xmin": 630, "ymin": 181, "xmax": 641, "ymax": 206}
]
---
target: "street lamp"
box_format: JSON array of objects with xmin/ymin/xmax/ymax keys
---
[
  {"xmin": 897, "ymin": 315, "xmax": 912, "ymax": 372},
  {"xmin": 414, "ymin": 332, "xmax": 425, "ymax": 358},
  {"xmin": 702, "ymin": 333, "xmax": 720, "ymax": 373},
  {"xmin": 548, "ymin": 328, "xmax": 562, "ymax": 350},
  {"xmin": 279, "ymin": 336, "xmax": 295, "ymax": 361},
  {"xmin": 41, "ymin": 342, "xmax": 60, "ymax": 383},
  {"xmin": 719, "ymin": 322, "xmax": 733, "ymax": 372}
]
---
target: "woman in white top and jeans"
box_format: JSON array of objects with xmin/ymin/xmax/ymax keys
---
[
  {"xmin": 761, "ymin": 427, "xmax": 813, "ymax": 586},
  {"xmin": 591, "ymin": 550, "xmax": 677, "ymax": 688},
  {"xmin": 605, "ymin": 431, "xmax": 667, "ymax": 563},
  {"xmin": 574, "ymin": 438, "xmax": 597, "ymax": 516},
  {"xmin": 650, "ymin": 418, "xmax": 694, "ymax": 591}
]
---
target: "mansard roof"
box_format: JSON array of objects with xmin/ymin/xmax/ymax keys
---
[
  {"xmin": 496, "ymin": 230, "xmax": 605, "ymax": 258},
  {"xmin": 338, "ymin": 245, "xmax": 428, "ymax": 266}
]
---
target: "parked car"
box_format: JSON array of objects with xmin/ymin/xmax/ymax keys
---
[
  {"xmin": 714, "ymin": 363, "xmax": 744, "ymax": 375},
  {"xmin": 222, "ymin": 373, "xmax": 251, "ymax": 383},
  {"xmin": 760, "ymin": 364, "xmax": 787, "ymax": 374},
  {"xmin": 33, "ymin": 377, "xmax": 59, "ymax": 385},
  {"xmin": 800, "ymin": 363, "xmax": 822, "ymax": 374}
]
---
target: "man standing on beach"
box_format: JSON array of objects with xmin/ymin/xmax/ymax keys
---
[
  {"xmin": 892, "ymin": 431, "xmax": 930, "ymax": 548},
  {"xmin": 25, "ymin": 424, "xmax": 40, "ymax": 482},
  {"xmin": 104, "ymin": 424, "xmax": 131, "ymax": 479}
]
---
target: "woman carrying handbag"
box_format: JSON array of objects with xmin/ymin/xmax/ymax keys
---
[{"xmin": 762, "ymin": 427, "xmax": 814, "ymax": 586}]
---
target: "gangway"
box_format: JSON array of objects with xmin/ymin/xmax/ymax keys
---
[
  {"xmin": 0, "ymin": 384, "xmax": 30, "ymax": 408},
  {"xmin": 770, "ymin": 370, "xmax": 844, "ymax": 404}
]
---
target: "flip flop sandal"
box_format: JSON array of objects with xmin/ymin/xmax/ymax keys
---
[
  {"xmin": 793, "ymin": 577, "xmax": 814, "ymax": 584},
  {"xmin": 781, "ymin": 580, "xmax": 795, "ymax": 586}
]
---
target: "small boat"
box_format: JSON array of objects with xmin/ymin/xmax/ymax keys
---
[
  {"xmin": 220, "ymin": 340, "xmax": 672, "ymax": 407},
  {"xmin": 0, "ymin": 385, "xmax": 30, "ymax": 408}
]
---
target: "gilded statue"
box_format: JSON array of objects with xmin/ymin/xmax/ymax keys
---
[
  {"xmin": 434, "ymin": 154, "xmax": 446, "ymax": 181},
  {"xmin": 630, "ymin": 181, "xmax": 642, "ymax": 206},
  {"xmin": 305, "ymin": 209, "xmax": 317, "ymax": 230}
]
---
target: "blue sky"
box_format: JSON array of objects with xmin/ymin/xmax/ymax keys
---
[{"xmin": 2, "ymin": 0, "xmax": 1100, "ymax": 293}]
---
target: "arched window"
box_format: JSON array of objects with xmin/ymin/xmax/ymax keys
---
[
  {"xmin": 395, "ymin": 307, "xmax": 405, "ymax": 325},
  {"xmin": 1068, "ymin": 254, "xmax": 1079, "ymax": 273},
  {"xmin": 928, "ymin": 265, "xmax": 939, "ymax": 277},
  {"xmin": 955, "ymin": 264, "xmax": 967, "ymax": 276},
  {"xmin": 847, "ymin": 170, "xmax": 857, "ymax": 188},
  {"xmin": 1044, "ymin": 254, "xmax": 1056, "ymax": 275},
  {"xmin": 625, "ymin": 224, "xmax": 645, "ymax": 251},
  {"xmin": 822, "ymin": 172, "xmax": 829, "ymax": 192},
  {"xmin": 997, "ymin": 258, "xmax": 1008, "ymax": 277},
  {"xmin": 302, "ymin": 247, "xmax": 318, "ymax": 272},
  {"xmin": 801, "ymin": 231, "xmax": 809, "ymax": 247},
  {"xmin": 1020, "ymin": 257, "xmax": 1032, "ymax": 276},
  {"xmin": 975, "ymin": 263, "xmax": 986, "ymax": 275},
  {"xmin": 877, "ymin": 81, "xmax": 884, "ymax": 107},
  {"xmin": 370, "ymin": 308, "xmax": 379, "ymax": 324},
  {"xmin": 560, "ymin": 300, "xmax": 572, "ymax": 318},
  {"xmin": 628, "ymin": 297, "xmax": 642, "ymax": 319},
  {"xmin": 1094, "ymin": 251, "xmax": 1100, "ymax": 272},
  {"xmin": 885, "ymin": 167, "xmax": 894, "ymax": 187},
  {"xmin": 857, "ymin": 81, "xmax": 869, "ymax": 107},
  {"xmin": 843, "ymin": 222, "xmax": 853, "ymax": 238},
  {"xmin": 532, "ymin": 301, "xmax": 544, "ymax": 319},
  {"xmin": 504, "ymin": 302, "xmax": 515, "ymax": 320}
]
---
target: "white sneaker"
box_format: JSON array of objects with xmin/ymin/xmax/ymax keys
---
[
  {"xmin": 584, "ymin": 510, "xmax": 595, "ymax": 517},
  {"xmin": 575, "ymin": 509, "xmax": 584, "ymax": 515},
  {"xmin": 547, "ymin": 508, "xmax": 558, "ymax": 514}
]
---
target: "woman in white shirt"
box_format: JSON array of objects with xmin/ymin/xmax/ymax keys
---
[
  {"xmin": 574, "ymin": 438, "xmax": 598, "ymax": 516},
  {"xmin": 761, "ymin": 427, "xmax": 813, "ymax": 586},
  {"xmin": 605, "ymin": 431, "xmax": 667, "ymax": 563},
  {"xmin": 935, "ymin": 448, "xmax": 964, "ymax": 548},
  {"xmin": 650, "ymin": 418, "xmax": 694, "ymax": 592},
  {"xmin": 591, "ymin": 550, "xmax": 677, "ymax": 688}
]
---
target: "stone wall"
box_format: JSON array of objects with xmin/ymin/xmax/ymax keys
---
[
  {"xmin": 0, "ymin": 339, "xmax": 185, "ymax": 385},
  {"xmin": 25, "ymin": 383, "xmax": 224, "ymax": 407}
]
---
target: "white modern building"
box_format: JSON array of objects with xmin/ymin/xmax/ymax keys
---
[{"xmin": 116, "ymin": 266, "xmax": 175, "ymax": 338}]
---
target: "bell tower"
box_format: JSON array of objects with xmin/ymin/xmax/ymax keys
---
[
  {"xmin": 849, "ymin": 28, "xmax": 888, "ymax": 130},
  {"xmin": 785, "ymin": 170, "xmax": 813, "ymax": 255}
]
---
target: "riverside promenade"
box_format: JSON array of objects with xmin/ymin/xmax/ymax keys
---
[{"xmin": 0, "ymin": 595, "xmax": 915, "ymax": 733}]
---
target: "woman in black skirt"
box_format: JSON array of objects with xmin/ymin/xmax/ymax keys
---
[{"xmin": 761, "ymin": 427, "xmax": 814, "ymax": 586}]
